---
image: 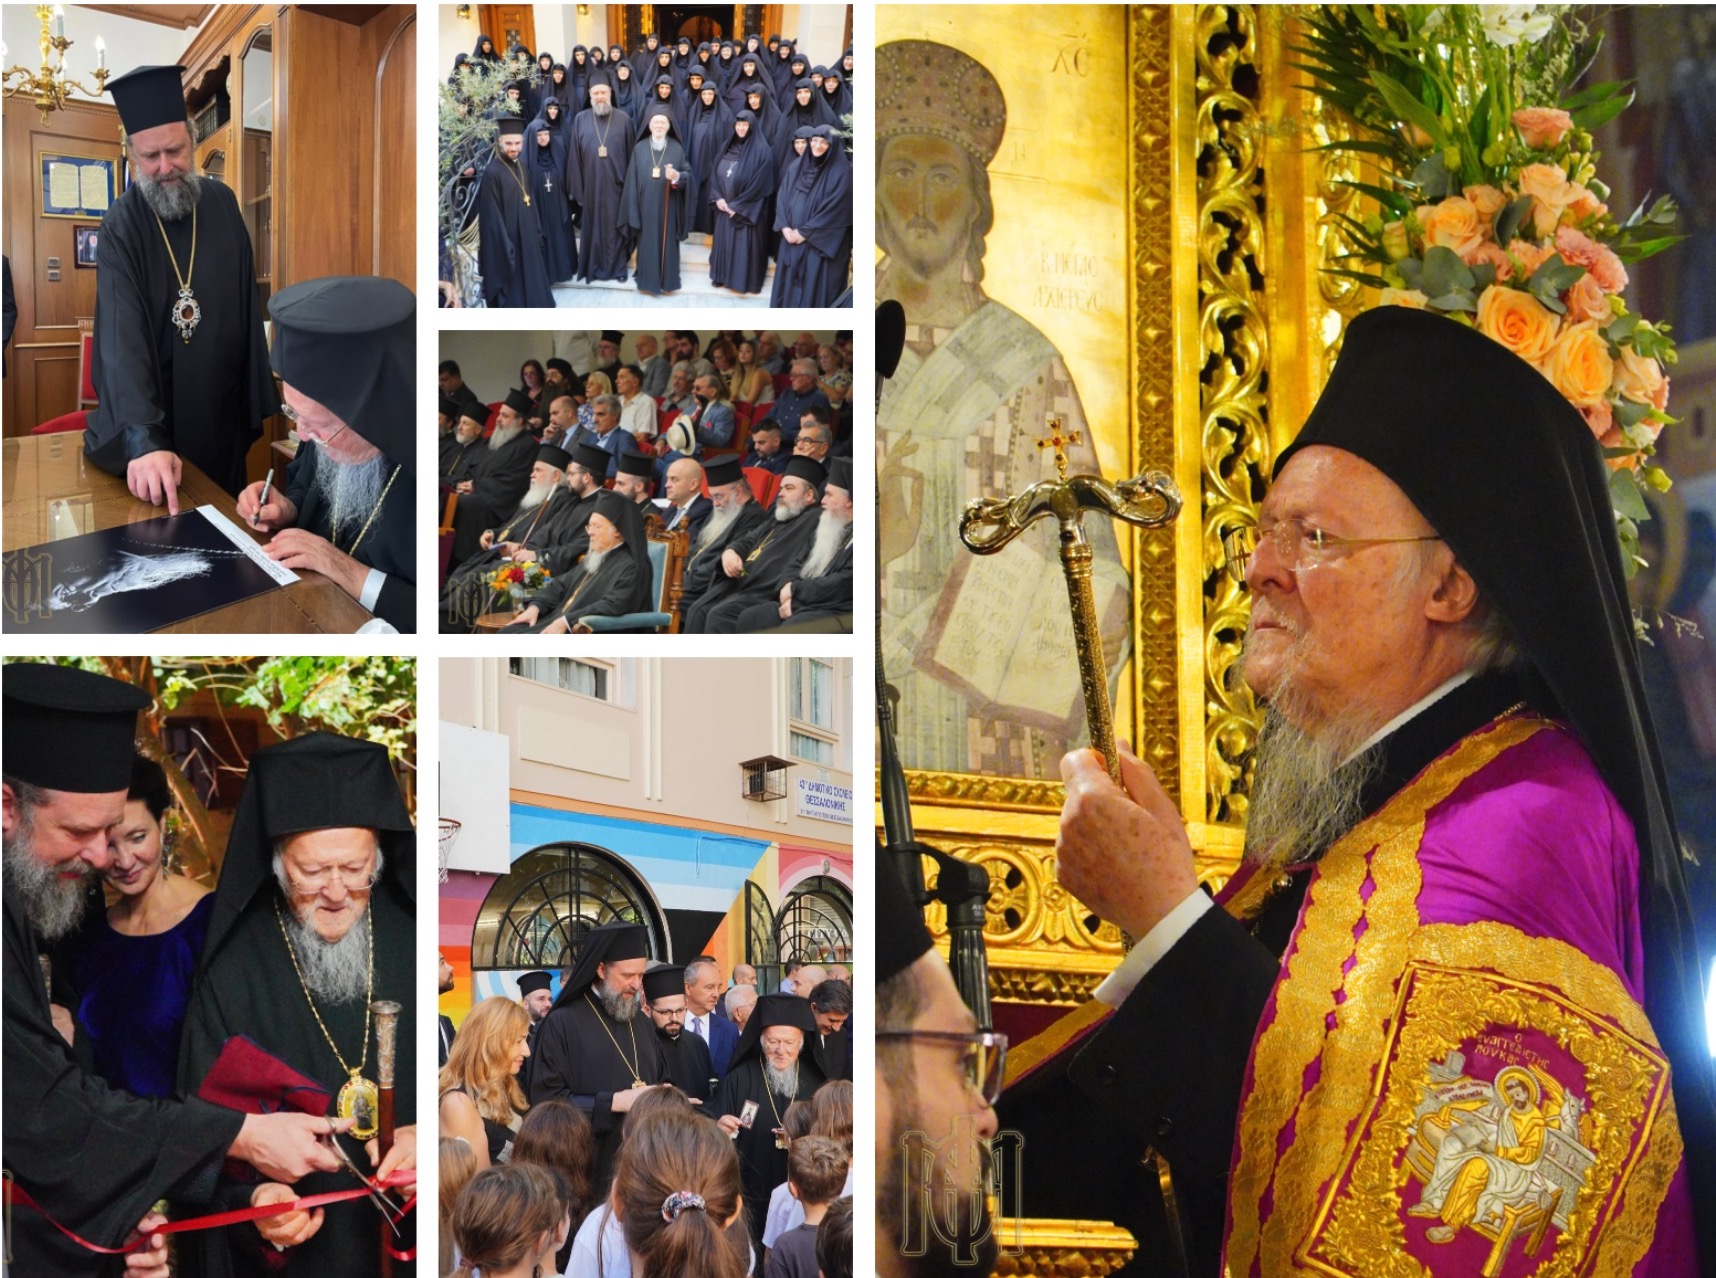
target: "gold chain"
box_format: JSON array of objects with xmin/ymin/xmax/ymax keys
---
[
  {"xmin": 275, "ymin": 898, "xmax": 372, "ymax": 1078},
  {"xmin": 151, "ymin": 205, "xmax": 197, "ymax": 291},
  {"xmin": 584, "ymin": 992, "xmax": 643, "ymax": 1085},
  {"xmin": 338, "ymin": 463, "xmax": 402, "ymax": 558},
  {"xmin": 501, "ymin": 153, "xmax": 532, "ymax": 205}
]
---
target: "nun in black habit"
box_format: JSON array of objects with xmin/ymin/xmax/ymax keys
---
[
  {"xmin": 609, "ymin": 57, "xmax": 640, "ymax": 116},
  {"xmin": 771, "ymin": 41, "xmax": 798, "ymax": 98},
  {"xmin": 820, "ymin": 67, "xmax": 852, "ymax": 121},
  {"xmin": 771, "ymin": 126, "xmax": 852, "ymax": 308},
  {"xmin": 778, "ymin": 53, "xmax": 811, "ymax": 109},
  {"xmin": 687, "ymin": 83, "xmax": 736, "ymax": 235},
  {"xmin": 709, "ymin": 111, "xmax": 778, "ymax": 296},
  {"xmin": 713, "ymin": 994, "xmax": 828, "ymax": 1253},
  {"xmin": 471, "ymin": 31, "xmax": 502, "ymax": 69},
  {"xmin": 505, "ymin": 488, "xmax": 653, "ymax": 632},
  {"xmin": 475, "ymin": 117, "xmax": 556, "ymax": 308},
  {"xmin": 646, "ymin": 74, "xmax": 687, "ymax": 142},
  {"xmin": 650, "ymin": 45, "xmax": 682, "ymax": 93},
  {"xmin": 723, "ymin": 54, "xmax": 769, "ymax": 116},
  {"xmin": 86, "ymin": 65, "xmax": 278, "ymax": 499},
  {"xmin": 525, "ymin": 922, "xmax": 665, "ymax": 1189},
  {"xmin": 259, "ymin": 275, "xmax": 418, "ymax": 632},
  {"xmin": 175, "ymin": 733, "xmax": 417, "ymax": 1278},
  {"xmin": 739, "ymin": 82, "xmax": 783, "ymax": 152},
  {"xmin": 777, "ymin": 78, "xmax": 836, "ymax": 171},
  {"xmin": 527, "ymin": 111, "xmax": 577, "ymax": 283},
  {"xmin": 567, "ymin": 45, "xmax": 591, "ymax": 108},
  {"xmin": 618, "ymin": 106, "xmax": 698, "ymax": 296},
  {"xmin": 548, "ymin": 61, "xmax": 574, "ymax": 112}
]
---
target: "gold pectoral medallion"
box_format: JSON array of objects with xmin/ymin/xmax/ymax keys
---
[
  {"xmin": 631, "ymin": 1079, "xmax": 649, "ymax": 1089},
  {"xmin": 599, "ymin": 145, "xmax": 608, "ymax": 157},
  {"xmin": 652, "ymin": 165, "xmax": 661, "ymax": 179},
  {"xmin": 338, "ymin": 1071, "xmax": 381, "ymax": 1141}
]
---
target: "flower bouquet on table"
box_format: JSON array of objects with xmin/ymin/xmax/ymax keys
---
[
  {"xmin": 1295, "ymin": 3, "xmax": 1685, "ymax": 577},
  {"xmin": 488, "ymin": 559, "xmax": 551, "ymax": 609}
]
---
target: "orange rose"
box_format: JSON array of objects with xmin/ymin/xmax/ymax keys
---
[
  {"xmin": 1476, "ymin": 285, "xmax": 1559, "ymax": 365},
  {"xmin": 1598, "ymin": 423, "xmax": 1641, "ymax": 471},
  {"xmin": 1379, "ymin": 287, "xmax": 1429, "ymax": 310},
  {"xmin": 1567, "ymin": 184, "xmax": 1607, "ymax": 224},
  {"xmin": 1553, "ymin": 226, "xmax": 1629, "ymax": 293},
  {"xmin": 1562, "ymin": 272, "xmax": 1612, "ymax": 324},
  {"xmin": 1416, "ymin": 196, "xmax": 1485, "ymax": 262},
  {"xmin": 1612, "ymin": 347, "xmax": 1669, "ymax": 411},
  {"xmin": 1542, "ymin": 320, "xmax": 1614, "ymax": 408},
  {"xmin": 1518, "ymin": 162, "xmax": 1577, "ymax": 236},
  {"xmin": 1506, "ymin": 239, "xmax": 1553, "ymax": 277},
  {"xmin": 1463, "ymin": 184, "xmax": 1509, "ymax": 223},
  {"xmin": 1468, "ymin": 242, "xmax": 1515, "ymax": 282},
  {"xmin": 1582, "ymin": 400, "xmax": 1614, "ymax": 441},
  {"xmin": 1512, "ymin": 107, "xmax": 1573, "ymax": 150}
]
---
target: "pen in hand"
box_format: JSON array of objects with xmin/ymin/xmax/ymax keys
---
[{"xmin": 252, "ymin": 468, "xmax": 274, "ymax": 529}]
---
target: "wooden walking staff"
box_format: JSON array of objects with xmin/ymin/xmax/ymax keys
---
[
  {"xmin": 958, "ymin": 417, "xmax": 1182, "ymax": 781},
  {"xmin": 371, "ymin": 998, "xmax": 403, "ymax": 1276}
]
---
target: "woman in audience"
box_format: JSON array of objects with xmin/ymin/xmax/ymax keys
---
[
  {"xmin": 54, "ymin": 756, "xmax": 212, "ymax": 1097},
  {"xmin": 439, "ymin": 994, "xmax": 532, "ymax": 1167},
  {"xmin": 732, "ymin": 338, "xmax": 776, "ymax": 408},
  {"xmin": 577, "ymin": 371, "xmax": 613, "ymax": 436}
]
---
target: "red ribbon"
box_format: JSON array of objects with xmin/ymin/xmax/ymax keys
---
[{"xmin": 4, "ymin": 1171, "xmax": 417, "ymax": 1259}]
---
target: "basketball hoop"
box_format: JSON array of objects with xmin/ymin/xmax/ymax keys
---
[{"xmin": 438, "ymin": 817, "xmax": 462, "ymax": 883}]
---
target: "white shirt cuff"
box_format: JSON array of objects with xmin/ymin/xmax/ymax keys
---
[
  {"xmin": 1091, "ymin": 890, "xmax": 1213, "ymax": 1008},
  {"xmin": 358, "ymin": 568, "xmax": 386, "ymax": 612}
]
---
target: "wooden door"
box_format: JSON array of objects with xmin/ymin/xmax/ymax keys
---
[{"xmin": 481, "ymin": 5, "xmax": 536, "ymax": 57}]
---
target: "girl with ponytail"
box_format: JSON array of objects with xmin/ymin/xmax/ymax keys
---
[
  {"xmin": 450, "ymin": 1162, "xmax": 568, "ymax": 1278},
  {"xmin": 611, "ymin": 1110, "xmax": 748, "ymax": 1278}
]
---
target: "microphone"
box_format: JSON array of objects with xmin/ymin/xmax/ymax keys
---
[{"xmin": 875, "ymin": 300, "xmax": 906, "ymax": 399}]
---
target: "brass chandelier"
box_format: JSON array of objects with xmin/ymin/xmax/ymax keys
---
[{"xmin": 3, "ymin": 6, "xmax": 109, "ymax": 125}]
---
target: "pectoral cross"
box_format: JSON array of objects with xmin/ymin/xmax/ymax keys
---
[
  {"xmin": 544, "ymin": 175, "xmax": 553, "ymax": 193},
  {"xmin": 959, "ymin": 415, "xmax": 1183, "ymax": 781}
]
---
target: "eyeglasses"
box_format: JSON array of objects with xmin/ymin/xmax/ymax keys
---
[
  {"xmin": 876, "ymin": 1030, "xmax": 1009, "ymax": 1105},
  {"xmin": 283, "ymin": 864, "xmax": 381, "ymax": 895},
  {"xmin": 1222, "ymin": 518, "xmax": 1441, "ymax": 585},
  {"xmin": 279, "ymin": 401, "xmax": 349, "ymax": 443}
]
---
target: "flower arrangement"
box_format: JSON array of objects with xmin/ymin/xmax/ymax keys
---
[
  {"xmin": 1295, "ymin": 3, "xmax": 1684, "ymax": 575},
  {"xmin": 489, "ymin": 559, "xmax": 551, "ymax": 607}
]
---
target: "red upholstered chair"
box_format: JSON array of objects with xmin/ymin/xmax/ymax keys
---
[
  {"xmin": 772, "ymin": 373, "xmax": 790, "ymax": 394},
  {"xmin": 32, "ymin": 409, "xmax": 89, "ymax": 436},
  {"xmin": 733, "ymin": 401, "xmax": 754, "ymax": 429},
  {"xmin": 484, "ymin": 402, "xmax": 501, "ymax": 434},
  {"xmin": 77, "ymin": 322, "xmax": 97, "ymax": 409},
  {"xmin": 439, "ymin": 491, "xmax": 459, "ymax": 584},
  {"xmin": 741, "ymin": 466, "xmax": 776, "ymax": 505}
]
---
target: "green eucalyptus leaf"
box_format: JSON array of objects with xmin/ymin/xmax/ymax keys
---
[
  {"xmin": 1494, "ymin": 196, "xmax": 1535, "ymax": 249},
  {"xmin": 1609, "ymin": 471, "xmax": 1651, "ymax": 522},
  {"xmin": 1408, "ymin": 151, "xmax": 1454, "ymax": 200},
  {"xmin": 1572, "ymin": 89, "xmax": 1634, "ymax": 132}
]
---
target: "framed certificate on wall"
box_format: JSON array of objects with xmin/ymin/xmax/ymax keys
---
[{"xmin": 41, "ymin": 154, "xmax": 116, "ymax": 219}]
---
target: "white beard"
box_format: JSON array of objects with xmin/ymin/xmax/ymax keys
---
[
  {"xmin": 282, "ymin": 901, "xmax": 372, "ymax": 1004},
  {"xmin": 581, "ymin": 547, "xmax": 609, "ymax": 576},
  {"xmin": 2, "ymin": 826, "xmax": 92, "ymax": 941},
  {"xmin": 488, "ymin": 423, "xmax": 525, "ymax": 451},
  {"xmin": 762, "ymin": 1060, "xmax": 799, "ymax": 1098},
  {"xmin": 695, "ymin": 499, "xmax": 744, "ymax": 549},
  {"xmin": 518, "ymin": 477, "xmax": 557, "ymax": 510},
  {"xmin": 773, "ymin": 493, "xmax": 813, "ymax": 524},
  {"xmin": 798, "ymin": 507, "xmax": 851, "ymax": 579},
  {"xmin": 314, "ymin": 451, "xmax": 389, "ymax": 540},
  {"xmin": 592, "ymin": 101, "xmax": 613, "ymax": 117}
]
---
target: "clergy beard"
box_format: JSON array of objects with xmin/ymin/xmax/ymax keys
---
[
  {"xmin": 695, "ymin": 499, "xmax": 743, "ymax": 549},
  {"xmin": 2, "ymin": 825, "xmax": 91, "ymax": 942},
  {"xmin": 876, "ymin": 1091, "xmax": 998, "ymax": 1278},
  {"xmin": 597, "ymin": 979, "xmax": 642, "ymax": 1023},
  {"xmin": 762, "ymin": 1060, "xmax": 799, "ymax": 1098},
  {"xmin": 592, "ymin": 101, "xmax": 613, "ymax": 117},
  {"xmin": 313, "ymin": 451, "xmax": 389, "ymax": 540},
  {"xmin": 489, "ymin": 422, "xmax": 525, "ymax": 451},
  {"xmin": 798, "ymin": 507, "xmax": 851, "ymax": 579},
  {"xmin": 518, "ymin": 476, "xmax": 557, "ymax": 510},
  {"xmin": 773, "ymin": 490, "xmax": 813, "ymax": 524},
  {"xmin": 281, "ymin": 899, "xmax": 372, "ymax": 1005},
  {"xmin": 136, "ymin": 168, "xmax": 203, "ymax": 223},
  {"xmin": 581, "ymin": 547, "xmax": 609, "ymax": 576}
]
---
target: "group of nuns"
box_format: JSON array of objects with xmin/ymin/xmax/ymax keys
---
[{"xmin": 452, "ymin": 29, "xmax": 852, "ymax": 304}]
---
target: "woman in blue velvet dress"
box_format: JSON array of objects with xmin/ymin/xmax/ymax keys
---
[{"xmin": 59, "ymin": 756, "xmax": 213, "ymax": 1098}]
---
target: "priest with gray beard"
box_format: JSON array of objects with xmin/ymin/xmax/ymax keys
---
[
  {"xmin": 446, "ymin": 387, "xmax": 539, "ymax": 566},
  {"xmin": 677, "ymin": 456, "xmax": 771, "ymax": 611},
  {"xmin": 176, "ymin": 732, "xmax": 418, "ymax": 1278},
  {"xmin": 236, "ymin": 276, "xmax": 417, "ymax": 632},
  {"xmin": 735, "ymin": 454, "xmax": 853, "ymax": 633},
  {"xmin": 527, "ymin": 921, "xmax": 668, "ymax": 1189},
  {"xmin": 566, "ymin": 81, "xmax": 637, "ymax": 283},
  {"xmin": 85, "ymin": 65, "xmax": 277, "ymax": 508},
  {"xmin": 714, "ymin": 994, "xmax": 827, "ymax": 1254}
]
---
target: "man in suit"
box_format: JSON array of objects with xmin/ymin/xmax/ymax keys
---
[
  {"xmin": 516, "ymin": 970, "xmax": 554, "ymax": 1096},
  {"xmin": 437, "ymin": 952, "xmax": 457, "ymax": 1068},
  {"xmin": 807, "ymin": 979, "xmax": 852, "ymax": 1081},
  {"xmin": 684, "ymin": 956, "xmax": 740, "ymax": 1079},
  {"xmin": 660, "ymin": 457, "xmax": 712, "ymax": 540},
  {"xmin": 716, "ymin": 962, "xmax": 757, "ymax": 1019}
]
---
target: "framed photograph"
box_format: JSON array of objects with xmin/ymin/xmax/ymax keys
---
[
  {"xmin": 73, "ymin": 225, "xmax": 100, "ymax": 268},
  {"xmin": 40, "ymin": 153, "xmax": 116, "ymax": 219}
]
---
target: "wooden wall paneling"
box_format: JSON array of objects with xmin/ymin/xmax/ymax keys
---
[
  {"xmin": 2, "ymin": 99, "xmax": 122, "ymax": 434},
  {"xmin": 276, "ymin": 5, "xmax": 361, "ymax": 288},
  {"xmin": 367, "ymin": 6, "xmax": 416, "ymax": 287}
]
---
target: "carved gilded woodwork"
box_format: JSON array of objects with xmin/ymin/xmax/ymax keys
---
[{"xmin": 989, "ymin": 1220, "xmax": 1139, "ymax": 1276}]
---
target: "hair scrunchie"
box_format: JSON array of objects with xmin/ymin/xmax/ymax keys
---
[{"xmin": 661, "ymin": 1190, "xmax": 707, "ymax": 1222}]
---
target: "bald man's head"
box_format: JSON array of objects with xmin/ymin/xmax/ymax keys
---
[{"xmin": 664, "ymin": 457, "xmax": 704, "ymax": 506}]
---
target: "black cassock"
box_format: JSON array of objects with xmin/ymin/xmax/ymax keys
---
[
  {"xmin": 439, "ymin": 487, "xmax": 594, "ymax": 631},
  {"xmin": 738, "ymin": 532, "xmax": 853, "ymax": 634},
  {"xmin": 503, "ymin": 548, "xmax": 649, "ymax": 631},
  {"xmin": 686, "ymin": 95, "xmax": 736, "ymax": 235},
  {"xmin": 566, "ymin": 107, "xmax": 636, "ymax": 282},
  {"xmin": 657, "ymin": 1028, "xmax": 715, "ymax": 1104},
  {"xmin": 713, "ymin": 1057, "xmax": 825, "ymax": 1250},
  {"xmin": 475, "ymin": 150, "xmax": 556, "ymax": 308},
  {"xmin": 3, "ymin": 893, "xmax": 242, "ymax": 1276},
  {"xmin": 86, "ymin": 181, "xmax": 276, "ymax": 495},
  {"xmin": 527, "ymin": 996, "xmax": 666, "ymax": 1188},
  {"xmin": 439, "ymin": 433, "xmax": 479, "ymax": 480},
  {"xmin": 772, "ymin": 142, "xmax": 853, "ymax": 308},
  {"xmin": 450, "ymin": 430, "xmax": 537, "ymax": 565},
  {"xmin": 527, "ymin": 115, "xmax": 577, "ymax": 283},
  {"xmin": 281, "ymin": 445, "xmax": 415, "ymax": 632},
  {"xmin": 682, "ymin": 507, "xmax": 822, "ymax": 634},
  {"xmin": 618, "ymin": 133, "xmax": 697, "ymax": 295},
  {"xmin": 708, "ymin": 116, "xmax": 777, "ymax": 295},
  {"xmin": 175, "ymin": 886, "xmax": 417, "ymax": 1278},
  {"xmin": 677, "ymin": 500, "xmax": 771, "ymax": 610}
]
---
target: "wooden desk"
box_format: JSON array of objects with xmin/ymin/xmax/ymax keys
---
[{"xmin": 2, "ymin": 433, "xmax": 373, "ymax": 634}]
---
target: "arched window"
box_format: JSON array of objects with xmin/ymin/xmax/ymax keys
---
[
  {"xmin": 775, "ymin": 875, "xmax": 853, "ymax": 968},
  {"xmin": 471, "ymin": 843, "xmax": 669, "ymax": 971}
]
